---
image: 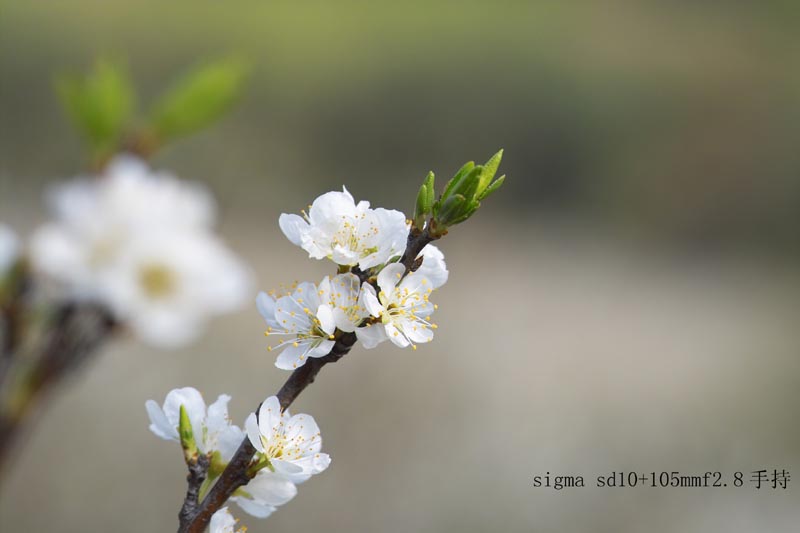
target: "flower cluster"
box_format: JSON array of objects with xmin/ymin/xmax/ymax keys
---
[
  {"xmin": 148, "ymin": 149, "xmax": 505, "ymax": 529},
  {"xmin": 146, "ymin": 388, "xmax": 329, "ymax": 522},
  {"xmin": 30, "ymin": 156, "xmax": 252, "ymax": 348},
  {"xmin": 261, "ymin": 187, "xmax": 448, "ymax": 368}
]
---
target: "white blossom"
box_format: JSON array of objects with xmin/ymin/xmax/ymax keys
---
[
  {"xmin": 257, "ymin": 281, "xmax": 336, "ymax": 370},
  {"xmin": 245, "ymin": 395, "xmax": 331, "ymax": 485},
  {"xmin": 210, "ymin": 507, "xmax": 244, "ymax": 533},
  {"xmin": 360, "ymin": 263, "xmax": 437, "ymax": 350},
  {"xmin": 30, "ymin": 155, "xmax": 251, "ymax": 348},
  {"xmin": 98, "ymin": 230, "xmax": 251, "ymax": 348},
  {"xmin": 279, "ymin": 187, "xmax": 409, "ymax": 269},
  {"xmin": 323, "ymin": 273, "xmax": 371, "ymax": 332},
  {"xmin": 0, "ymin": 223, "xmax": 20, "ymax": 275},
  {"xmin": 145, "ymin": 387, "xmax": 243, "ymax": 461}
]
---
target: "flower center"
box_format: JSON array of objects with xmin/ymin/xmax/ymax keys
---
[{"xmin": 139, "ymin": 264, "xmax": 176, "ymax": 299}]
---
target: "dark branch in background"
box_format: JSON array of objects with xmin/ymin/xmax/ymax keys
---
[
  {"xmin": 178, "ymin": 227, "xmax": 440, "ymax": 532},
  {"xmin": 0, "ymin": 302, "xmax": 116, "ymax": 477}
]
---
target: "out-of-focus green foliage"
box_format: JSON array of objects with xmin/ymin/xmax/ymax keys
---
[
  {"xmin": 55, "ymin": 59, "xmax": 135, "ymax": 158},
  {"xmin": 148, "ymin": 58, "xmax": 249, "ymax": 144},
  {"xmin": 53, "ymin": 56, "xmax": 248, "ymax": 165}
]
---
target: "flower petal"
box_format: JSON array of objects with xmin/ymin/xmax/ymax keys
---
[{"xmin": 278, "ymin": 213, "xmax": 308, "ymax": 246}]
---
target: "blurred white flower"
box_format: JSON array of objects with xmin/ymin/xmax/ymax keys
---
[
  {"xmin": 209, "ymin": 507, "xmax": 245, "ymax": 533},
  {"xmin": 0, "ymin": 223, "xmax": 20, "ymax": 274},
  {"xmin": 360, "ymin": 263, "xmax": 437, "ymax": 350},
  {"xmin": 245, "ymin": 395, "xmax": 331, "ymax": 485},
  {"xmin": 279, "ymin": 187, "xmax": 409, "ymax": 269},
  {"xmin": 99, "ymin": 230, "xmax": 251, "ymax": 348},
  {"xmin": 145, "ymin": 387, "xmax": 243, "ymax": 462},
  {"xmin": 257, "ymin": 281, "xmax": 337, "ymax": 370},
  {"xmin": 30, "ymin": 155, "xmax": 251, "ymax": 348}
]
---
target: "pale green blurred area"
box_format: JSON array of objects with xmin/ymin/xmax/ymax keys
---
[{"xmin": 1, "ymin": 1, "xmax": 799, "ymax": 532}]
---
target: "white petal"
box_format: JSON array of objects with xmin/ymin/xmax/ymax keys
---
[
  {"xmin": 206, "ymin": 394, "xmax": 232, "ymax": 437},
  {"xmin": 307, "ymin": 339, "xmax": 335, "ymax": 358},
  {"xmin": 271, "ymin": 458, "xmax": 305, "ymax": 476},
  {"xmin": 275, "ymin": 343, "xmax": 311, "ymax": 370},
  {"xmin": 332, "ymin": 307, "xmax": 356, "ymax": 332},
  {"xmin": 361, "ymin": 284, "xmax": 383, "ymax": 317},
  {"xmin": 377, "ymin": 263, "xmax": 405, "ymax": 294},
  {"xmin": 145, "ymin": 400, "xmax": 178, "ymax": 440},
  {"xmin": 256, "ymin": 292, "xmax": 280, "ymax": 329},
  {"xmin": 258, "ymin": 396, "xmax": 283, "ymax": 435},
  {"xmin": 316, "ymin": 304, "xmax": 336, "ymax": 335},
  {"xmin": 162, "ymin": 387, "xmax": 206, "ymax": 440},
  {"xmin": 232, "ymin": 496, "xmax": 277, "ymax": 519},
  {"xmin": 416, "ymin": 244, "xmax": 449, "ymax": 289},
  {"xmin": 246, "ymin": 472, "xmax": 298, "ymax": 506},
  {"xmin": 356, "ymin": 323, "xmax": 387, "ymax": 349},
  {"xmin": 313, "ymin": 452, "xmax": 332, "ymax": 473},
  {"xmin": 245, "ymin": 413, "xmax": 264, "ymax": 453},
  {"xmin": 403, "ymin": 320, "xmax": 434, "ymax": 344},
  {"xmin": 209, "ymin": 507, "xmax": 237, "ymax": 533},
  {"xmin": 308, "ymin": 189, "xmax": 357, "ymax": 226},
  {"xmin": 385, "ymin": 323, "xmax": 410, "ymax": 348},
  {"xmin": 278, "ymin": 213, "xmax": 308, "ymax": 246}
]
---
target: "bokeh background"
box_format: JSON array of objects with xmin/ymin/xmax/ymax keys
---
[{"xmin": 1, "ymin": 1, "xmax": 799, "ymax": 531}]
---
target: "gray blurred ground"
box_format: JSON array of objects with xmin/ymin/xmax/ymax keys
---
[{"xmin": 1, "ymin": 1, "xmax": 799, "ymax": 531}]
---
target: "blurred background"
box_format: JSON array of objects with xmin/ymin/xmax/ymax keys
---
[{"xmin": 1, "ymin": 1, "xmax": 798, "ymax": 531}]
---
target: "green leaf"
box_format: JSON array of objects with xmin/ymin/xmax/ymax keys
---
[
  {"xmin": 414, "ymin": 171, "xmax": 435, "ymax": 227},
  {"xmin": 55, "ymin": 58, "xmax": 135, "ymax": 155},
  {"xmin": 451, "ymin": 165, "xmax": 484, "ymax": 201},
  {"xmin": 436, "ymin": 193, "xmax": 467, "ymax": 227},
  {"xmin": 478, "ymin": 174, "xmax": 505, "ymax": 200},
  {"xmin": 441, "ymin": 161, "xmax": 475, "ymax": 202},
  {"xmin": 476, "ymin": 149, "xmax": 503, "ymax": 196},
  {"xmin": 149, "ymin": 57, "xmax": 249, "ymax": 142}
]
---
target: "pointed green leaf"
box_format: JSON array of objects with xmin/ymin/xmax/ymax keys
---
[
  {"xmin": 149, "ymin": 57, "xmax": 249, "ymax": 142},
  {"xmin": 55, "ymin": 58, "xmax": 135, "ymax": 155},
  {"xmin": 436, "ymin": 193, "xmax": 467, "ymax": 227},
  {"xmin": 478, "ymin": 174, "xmax": 505, "ymax": 200},
  {"xmin": 451, "ymin": 165, "xmax": 484, "ymax": 201},
  {"xmin": 476, "ymin": 149, "xmax": 503, "ymax": 196},
  {"xmin": 414, "ymin": 171, "xmax": 435, "ymax": 227},
  {"xmin": 441, "ymin": 161, "xmax": 474, "ymax": 201}
]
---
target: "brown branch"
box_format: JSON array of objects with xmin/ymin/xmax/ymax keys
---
[
  {"xmin": 0, "ymin": 302, "xmax": 116, "ymax": 478},
  {"xmin": 178, "ymin": 333, "xmax": 357, "ymax": 533},
  {"xmin": 178, "ymin": 454, "xmax": 210, "ymax": 526},
  {"xmin": 178, "ymin": 225, "xmax": 438, "ymax": 532}
]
